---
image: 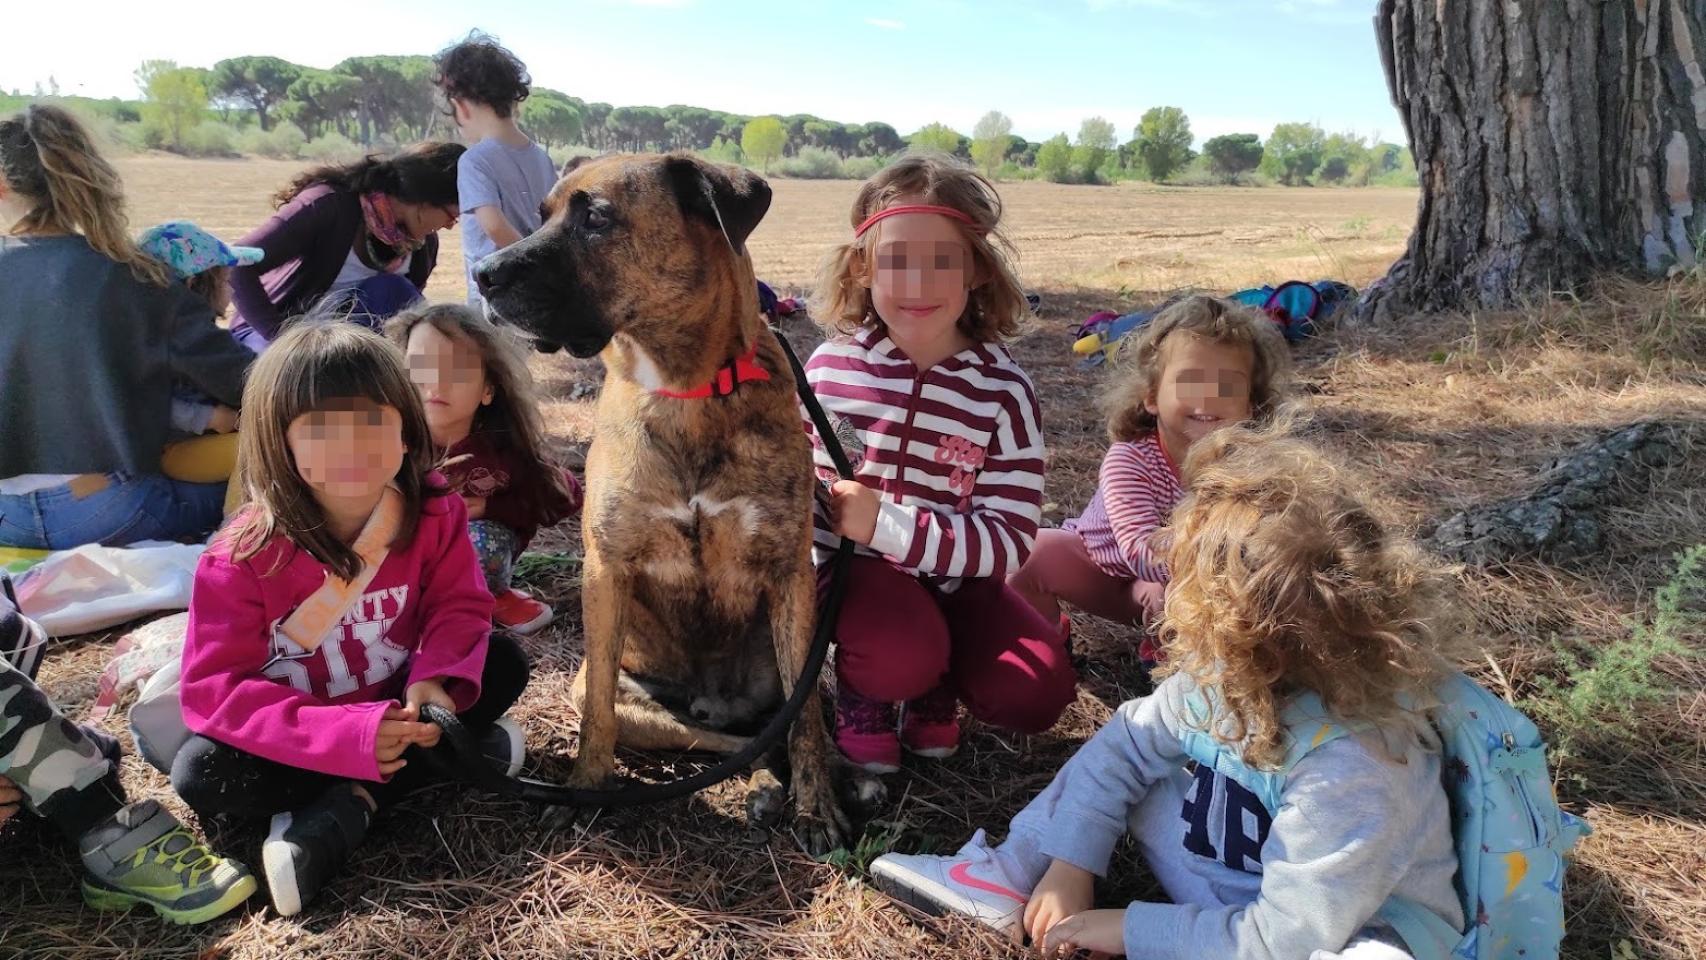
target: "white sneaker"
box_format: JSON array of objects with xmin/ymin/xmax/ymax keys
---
[
  {"xmin": 869, "ymin": 829, "xmax": 1029, "ymax": 935},
  {"xmin": 480, "ymin": 716, "xmax": 526, "ymax": 778}
]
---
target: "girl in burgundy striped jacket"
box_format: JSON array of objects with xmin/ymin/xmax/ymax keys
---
[
  {"xmin": 1009, "ymin": 296, "xmax": 1293, "ymax": 666},
  {"xmin": 804, "ymin": 155, "xmax": 1070, "ymax": 773}
]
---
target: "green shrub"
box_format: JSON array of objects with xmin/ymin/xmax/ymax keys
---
[
  {"xmin": 1170, "ymin": 165, "xmax": 1234, "ymax": 187},
  {"xmin": 238, "ymin": 122, "xmax": 306, "ymax": 159},
  {"xmin": 1035, "ymin": 133, "xmax": 1073, "ymax": 183},
  {"xmin": 300, "ymin": 132, "xmax": 363, "ymax": 163},
  {"xmin": 774, "ymin": 146, "xmax": 846, "ymax": 179},
  {"xmin": 1527, "ymin": 544, "xmax": 1705, "ymax": 751},
  {"xmin": 548, "ymin": 144, "xmax": 596, "ymax": 170},
  {"xmin": 180, "ymin": 121, "xmax": 238, "ymax": 157},
  {"xmin": 699, "ymin": 136, "xmax": 744, "ymax": 166},
  {"xmin": 131, "ymin": 116, "xmax": 171, "ymax": 151},
  {"xmin": 1373, "ymin": 166, "xmax": 1420, "ymax": 188},
  {"xmin": 842, "ymin": 155, "xmax": 887, "ymax": 180},
  {"xmin": 993, "ymin": 161, "xmax": 1036, "ymax": 182}
]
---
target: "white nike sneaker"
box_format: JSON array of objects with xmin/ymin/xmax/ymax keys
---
[{"xmin": 869, "ymin": 829, "xmax": 1030, "ymax": 935}]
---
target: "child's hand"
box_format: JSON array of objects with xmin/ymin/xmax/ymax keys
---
[
  {"xmin": 0, "ymin": 774, "xmax": 20, "ymax": 828},
  {"xmin": 1024, "ymin": 858, "xmax": 1095, "ymax": 948},
  {"xmin": 1039, "ymin": 908, "xmax": 1125, "ymax": 959},
  {"xmin": 406, "ymin": 679, "xmax": 457, "ymax": 748},
  {"xmin": 461, "ymin": 494, "xmax": 487, "ymax": 520},
  {"xmin": 828, "ymin": 480, "xmax": 879, "ymax": 545},
  {"xmin": 208, "ymin": 406, "xmax": 239, "ymax": 434},
  {"xmin": 375, "ymin": 706, "xmax": 435, "ymax": 775},
  {"xmin": 1131, "ymin": 579, "xmax": 1165, "ymax": 619}
]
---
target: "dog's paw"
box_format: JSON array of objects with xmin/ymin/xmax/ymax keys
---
[
  {"xmin": 790, "ymin": 807, "xmax": 852, "ymax": 858},
  {"xmin": 745, "ymin": 769, "xmax": 787, "ymax": 829},
  {"xmin": 566, "ymin": 758, "xmax": 616, "ymax": 791},
  {"xmin": 790, "ymin": 774, "xmax": 852, "ymax": 857},
  {"xmin": 845, "ymin": 770, "xmax": 888, "ymax": 814}
]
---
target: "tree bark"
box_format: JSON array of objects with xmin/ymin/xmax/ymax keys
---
[
  {"xmin": 1361, "ymin": 0, "xmax": 1706, "ymax": 321},
  {"xmin": 1426, "ymin": 421, "xmax": 1689, "ymax": 567}
]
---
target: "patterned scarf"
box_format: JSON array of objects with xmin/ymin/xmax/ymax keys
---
[
  {"xmin": 359, "ymin": 192, "xmax": 417, "ymax": 271},
  {"xmin": 277, "ymin": 485, "xmax": 403, "ymax": 653}
]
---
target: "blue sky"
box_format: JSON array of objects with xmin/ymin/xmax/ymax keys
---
[{"xmin": 7, "ymin": 0, "xmax": 1401, "ymax": 146}]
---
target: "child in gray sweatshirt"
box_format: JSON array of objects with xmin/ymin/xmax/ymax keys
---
[{"xmin": 871, "ymin": 420, "xmax": 1466, "ymax": 960}]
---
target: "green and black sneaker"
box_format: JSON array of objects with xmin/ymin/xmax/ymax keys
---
[{"xmin": 78, "ymin": 800, "xmax": 257, "ymax": 925}]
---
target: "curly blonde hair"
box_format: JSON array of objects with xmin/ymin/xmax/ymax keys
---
[
  {"xmin": 1100, "ymin": 295, "xmax": 1293, "ymax": 443},
  {"xmin": 1153, "ymin": 415, "xmax": 1463, "ymax": 769},
  {"xmin": 810, "ymin": 152, "xmax": 1028, "ymax": 343}
]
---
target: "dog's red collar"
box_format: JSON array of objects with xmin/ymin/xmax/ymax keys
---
[{"xmin": 652, "ymin": 341, "xmax": 772, "ymax": 399}]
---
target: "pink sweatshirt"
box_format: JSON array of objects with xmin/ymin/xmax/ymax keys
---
[{"xmin": 180, "ymin": 491, "xmax": 495, "ymax": 782}]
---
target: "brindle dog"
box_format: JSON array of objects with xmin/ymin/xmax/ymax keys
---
[{"xmin": 476, "ymin": 153, "xmax": 848, "ymax": 852}]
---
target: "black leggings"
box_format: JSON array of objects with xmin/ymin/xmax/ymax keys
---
[{"xmin": 170, "ymin": 632, "xmax": 530, "ymax": 819}]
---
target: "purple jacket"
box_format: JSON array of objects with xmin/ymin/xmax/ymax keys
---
[{"xmin": 229, "ymin": 184, "xmax": 439, "ymax": 342}]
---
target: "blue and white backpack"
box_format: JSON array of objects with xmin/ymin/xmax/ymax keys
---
[{"xmin": 1179, "ymin": 673, "xmax": 1589, "ymax": 960}]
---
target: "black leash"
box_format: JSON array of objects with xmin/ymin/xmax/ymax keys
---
[{"xmin": 421, "ymin": 324, "xmax": 854, "ymax": 807}]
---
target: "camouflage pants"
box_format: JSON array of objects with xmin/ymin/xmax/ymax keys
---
[
  {"xmin": 468, "ymin": 520, "xmax": 518, "ymax": 595},
  {"xmin": 0, "ymin": 657, "xmax": 117, "ymax": 828}
]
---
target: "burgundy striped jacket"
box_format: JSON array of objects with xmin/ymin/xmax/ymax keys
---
[{"xmin": 802, "ymin": 327, "xmax": 1046, "ymax": 592}]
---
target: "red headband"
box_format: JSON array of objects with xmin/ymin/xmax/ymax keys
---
[{"xmin": 853, "ymin": 203, "xmax": 981, "ymax": 239}]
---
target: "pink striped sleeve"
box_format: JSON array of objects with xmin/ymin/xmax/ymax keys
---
[{"xmin": 1100, "ymin": 442, "xmax": 1176, "ymax": 581}]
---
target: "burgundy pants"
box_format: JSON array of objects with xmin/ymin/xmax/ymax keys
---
[{"xmin": 830, "ymin": 556, "xmax": 1077, "ymax": 735}]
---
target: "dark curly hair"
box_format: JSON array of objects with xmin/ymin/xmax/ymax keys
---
[
  {"xmin": 433, "ymin": 32, "xmax": 532, "ymax": 118},
  {"xmin": 272, "ymin": 141, "xmax": 464, "ymax": 208}
]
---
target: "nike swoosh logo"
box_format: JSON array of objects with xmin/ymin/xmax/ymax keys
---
[{"xmin": 948, "ymin": 862, "xmax": 1027, "ymax": 904}]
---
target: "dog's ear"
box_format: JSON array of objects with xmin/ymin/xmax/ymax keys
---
[
  {"xmin": 560, "ymin": 154, "xmax": 593, "ymax": 178},
  {"xmin": 664, "ymin": 155, "xmax": 772, "ymax": 254}
]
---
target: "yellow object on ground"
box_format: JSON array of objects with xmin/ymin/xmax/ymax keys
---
[
  {"xmin": 223, "ymin": 443, "xmax": 248, "ymax": 517},
  {"xmin": 160, "ymin": 433, "xmax": 239, "ymax": 484},
  {"xmin": 0, "ymin": 547, "xmax": 52, "ymax": 574},
  {"xmin": 1073, "ymin": 332, "xmax": 1128, "ymax": 364}
]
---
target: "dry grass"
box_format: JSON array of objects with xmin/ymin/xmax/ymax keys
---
[
  {"xmin": 3, "ymin": 157, "xmax": 1703, "ymax": 960},
  {"xmin": 110, "ymin": 155, "xmax": 1419, "ymax": 300}
]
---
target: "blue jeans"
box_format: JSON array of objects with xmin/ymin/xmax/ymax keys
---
[{"xmin": 0, "ymin": 473, "xmax": 227, "ymax": 550}]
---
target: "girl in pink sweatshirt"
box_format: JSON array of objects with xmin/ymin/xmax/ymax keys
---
[{"xmin": 169, "ymin": 322, "xmax": 530, "ymax": 918}]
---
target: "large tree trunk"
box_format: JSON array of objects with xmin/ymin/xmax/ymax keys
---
[{"xmin": 1361, "ymin": 0, "xmax": 1706, "ymax": 321}]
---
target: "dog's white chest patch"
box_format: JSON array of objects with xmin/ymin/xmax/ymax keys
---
[
  {"xmin": 622, "ymin": 338, "xmax": 666, "ymax": 391},
  {"xmin": 652, "ymin": 495, "xmax": 761, "ymax": 536}
]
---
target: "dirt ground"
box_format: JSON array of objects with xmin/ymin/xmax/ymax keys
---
[
  {"xmin": 2, "ymin": 156, "xmax": 1701, "ymax": 960},
  {"xmin": 110, "ymin": 154, "xmax": 1419, "ymax": 297}
]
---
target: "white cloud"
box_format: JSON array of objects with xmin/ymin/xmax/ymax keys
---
[{"xmin": 865, "ymin": 17, "xmax": 906, "ymax": 30}]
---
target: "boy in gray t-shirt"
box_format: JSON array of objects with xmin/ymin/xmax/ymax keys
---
[{"xmin": 433, "ymin": 33, "xmax": 560, "ymax": 306}]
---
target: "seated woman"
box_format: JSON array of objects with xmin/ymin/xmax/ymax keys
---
[
  {"xmin": 0, "ymin": 105, "xmax": 252, "ymax": 549},
  {"xmin": 228, "ymin": 142, "xmax": 465, "ymax": 352}
]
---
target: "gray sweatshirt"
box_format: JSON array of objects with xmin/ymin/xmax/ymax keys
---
[
  {"xmin": 0, "ymin": 235, "xmax": 250, "ymax": 477},
  {"xmin": 1002, "ymin": 672, "xmax": 1463, "ymax": 960}
]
